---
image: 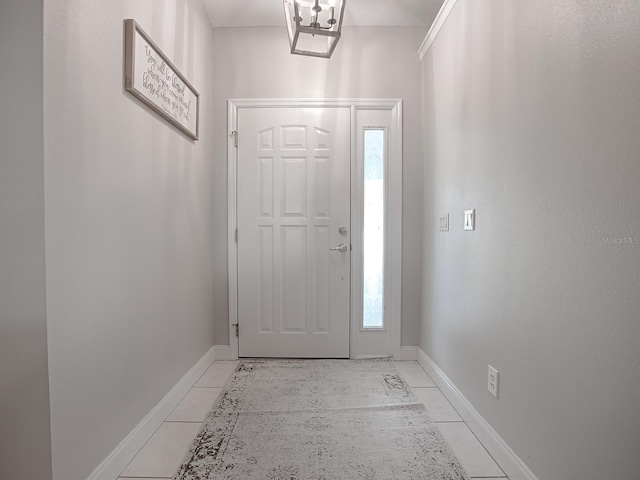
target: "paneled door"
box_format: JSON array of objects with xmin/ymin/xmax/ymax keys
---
[{"xmin": 236, "ymin": 107, "xmax": 351, "ymax": 358}]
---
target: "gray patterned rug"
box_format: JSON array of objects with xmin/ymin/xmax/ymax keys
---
[{"xmin": 175, "ymin": 359, "xmax": 469, "ymax": 480}]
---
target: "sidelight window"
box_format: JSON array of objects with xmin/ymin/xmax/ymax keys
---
[{"xmin": 362, "ymin": 129, "xmax": 385, "ymax": 329}]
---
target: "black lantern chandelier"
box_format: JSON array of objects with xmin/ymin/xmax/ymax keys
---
[{"xmin": 283, "ymin": 0, "xmax": 347, "ymax": 58}]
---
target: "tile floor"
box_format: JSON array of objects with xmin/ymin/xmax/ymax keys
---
[
  {"xmin": 395, "ymin": 361, "xmax": 508, "ymax": 479},
  {"xmin": 117, "ymin": 360, "xmax": 508, "ymax": 480}
]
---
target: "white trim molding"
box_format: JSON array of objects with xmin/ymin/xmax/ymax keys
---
[
  {"xmin": 227, "ymin": 99, "xmax": 403, "ymax": 360},
  {"xmin": 213, "ymin": 344, "xmax": 233, "ymax": 361},
  {"xmin": 416, "ymin": 347, "xmax": 539, "ymax": 480},
  {"xmin": 228, "ymin": 98, "xmax": 402, "ymax": 109},
  {"xmin": 395, "ymin": 346, "xmax": 417, "ymax": 361},
  {"xmin": 418, "ymin": 0, "xmax": 459, "ymax": 61},
  {"xmin": 85, "ymin": 346, "xmax": 216, "ymax": 480},
  {"xmin": 350, "ymin": 105, "xmax": 403, "ymax": 360}
]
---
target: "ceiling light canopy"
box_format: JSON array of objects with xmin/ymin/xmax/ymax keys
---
[{"xmin": 283, "ymin": 0, "xmax": 346, "ymax": 58}]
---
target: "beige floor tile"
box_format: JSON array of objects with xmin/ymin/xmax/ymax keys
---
[
  {"xmin": 120, "ymin": 422, "xmax": 201, "ymax": 478},
  {"xmin": 436, "ymin": 422, "xmax": 505, "ymax": 478},
  {"xmin": 395, "ymin": 361, "xmax": 436, "ymax": 387},
  {"xmin": 412, "ymin": 387, "xmax": 463, "ymax": 422},
  {"xmin": 118, "ymin": 478, "xmax": 171, "ymax": 479},
  {"xmin": 195, "ymin": 361, "xmax": 237, "ymax": 387},
  {"xmin": 166, "ymin": 387, "xmax": 222, "ymax": 422}
]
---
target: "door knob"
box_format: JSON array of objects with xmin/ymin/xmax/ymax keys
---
[{"xmin": 330, "ymin": 243, "xmax": 348, "ymax": 253}]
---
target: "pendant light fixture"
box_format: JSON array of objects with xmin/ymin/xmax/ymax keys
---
[{"xmin": 283, "ymin": 0, "xmax": 346, "ymax": 58}]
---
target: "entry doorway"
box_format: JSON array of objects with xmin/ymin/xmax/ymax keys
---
[
  {"xmin": 227, "ymin": 99, "xmax": 403, "ymax": 359},
  {"xmin": 237, "ymin": 107, "xmax": 351, "ymax": 357}
]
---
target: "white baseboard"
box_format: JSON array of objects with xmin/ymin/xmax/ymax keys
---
[
  {"xmin": 85, "ymin": 346, "xmax": 216, "ymax": 480},
  {"xmin": 213, "ymin": 344, "xmax": 234, "ymax": 360},
  {"xmin": 394, "ymin": 345, "xmax": 417, "ymax": 361},
  {"xmin": 416, "ymin": 347, "xmax": 539, "ymax": 480},
  {"xmin": 352, "ymin": 355, "xmax": 392, "ymax": 360}
]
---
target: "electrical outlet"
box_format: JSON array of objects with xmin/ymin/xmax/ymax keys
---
[
  {"xmin": 488, "ymin": 365, "xmax": 499, "ymax": 398},
  {"xmin": 439, "ymin": 213, "xmax": 449, "ymax": 231}
]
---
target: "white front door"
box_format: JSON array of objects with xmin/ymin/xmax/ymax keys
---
[{"xmin": 236, "ymin": 107, "xmax": 351, "ymax": 358}]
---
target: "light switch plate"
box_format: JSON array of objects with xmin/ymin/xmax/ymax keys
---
[
  {"xmin": 464, "ymin": 209, "xmax": 475, "ymax": 231},
  {"xmin": 488, "ymin": 365, "xmax": 499, "ymax": 398},
  {"xmin": 439, "ymin": 213, "xmax": 449, "ymax": 231}
]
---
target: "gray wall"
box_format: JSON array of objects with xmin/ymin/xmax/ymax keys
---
[
  {"xmin": 43, "ymin": 1, "xmax": 216, "ymax": 479},
  {"xmin": 0, "ymin": 1, "xmax": 52, "ymax": 479},
  {"xmin": 211, "ymin": 26, "xmax": 427, "ymax": 346},
  {"xmin": 419, "ymin": 1, "xmax": 640, "ymax": 479}
]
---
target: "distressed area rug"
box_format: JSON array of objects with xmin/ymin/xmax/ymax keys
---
[{"xmin": 175, "ymin": 359, "xmax": 469, "ymax": 480}]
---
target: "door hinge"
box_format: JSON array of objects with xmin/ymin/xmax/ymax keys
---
[
  {"xmin": 231, "ymin": 130, "xmax": 238, "ymax": 148},
  {"xmin": 232, "ymin": 323, "xmax": 239, "ymax": 337},
  {"xmin": 234, "ymin": 228, "xmax": 238, "ymax": 243}
]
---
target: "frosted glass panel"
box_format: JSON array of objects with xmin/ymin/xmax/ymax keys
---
[{"xmin": 363, "ymin": 129, "xmax": 384, "ymax": 328}]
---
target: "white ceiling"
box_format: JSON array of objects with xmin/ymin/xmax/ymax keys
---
[{"xmin": 202, "ymin": 0, "xmax": 444, "ymax": 28}]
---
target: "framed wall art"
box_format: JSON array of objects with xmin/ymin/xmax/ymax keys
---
[{"xmin": 124, "ymin": 19, "xmax": 200, "ymax": 140}]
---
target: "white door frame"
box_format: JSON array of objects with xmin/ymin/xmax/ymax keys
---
[{"xmin": 227, "ymin": 98, "xmax": 403, "ymax": 360}]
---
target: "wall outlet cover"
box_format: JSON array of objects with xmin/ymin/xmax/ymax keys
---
[
  {"xmin": 464, "ymin": 209, "xmax": 475, "ymax": 231},
  {"xmin": 488, "ymin": 365, "xmax": 499, "ymax": 398},
  {"xmin": 439, "ymin": 213, "xmax": 449, "ymax": 231}
]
